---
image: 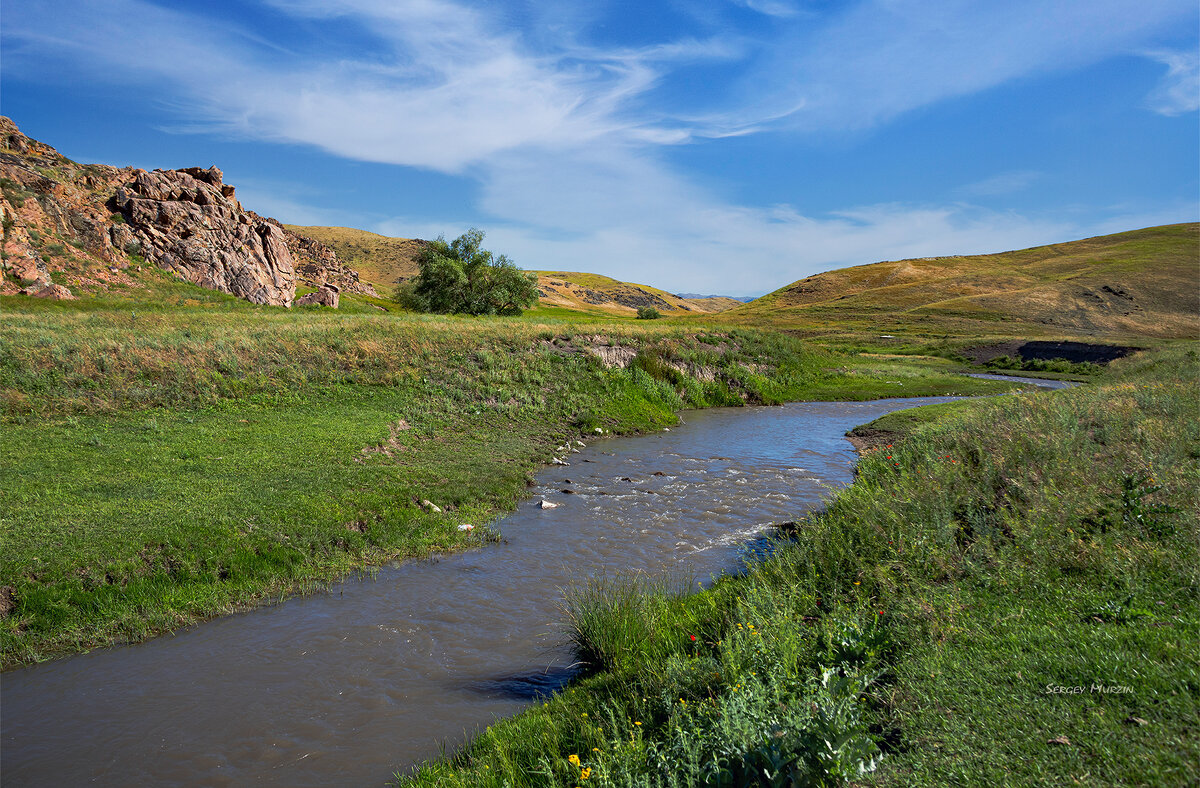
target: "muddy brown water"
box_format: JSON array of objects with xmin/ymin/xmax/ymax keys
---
[{"xmin": 4, "ymin": 395, "xmax": 993, "ymax": 787}]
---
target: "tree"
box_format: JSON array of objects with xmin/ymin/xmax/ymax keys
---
[{"xmin": 406, "ymin": 228, "xmax": 538, "ymax": 316}]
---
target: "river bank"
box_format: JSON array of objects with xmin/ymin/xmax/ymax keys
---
[
  {"xmin": 0, "ymin": 302, "xmax": 1026, "ymax": 667},
  {"xmin": 403, "ymin": 346, "xmax": 1198, "ymax": 787}
]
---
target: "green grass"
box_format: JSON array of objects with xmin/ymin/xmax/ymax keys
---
[
  {"xmin": 0, "ymin": 293, "xmax": 1025, "ymax": 666},
  {"xmin": 399, "ymin": 346, "xmax": 1198, "ymax": 787}
]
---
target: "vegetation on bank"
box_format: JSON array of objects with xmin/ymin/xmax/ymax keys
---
[
  {"xmin": 400, "ymin": 228, "xmax": 538, "ymax": 316},
  {"xmin": 0, "ymin": 290, "xmax": 1025, "ymax": 667},
  {"xmin": 401, "ymin": 347, "xmax": 1198, "ymax": 787}
]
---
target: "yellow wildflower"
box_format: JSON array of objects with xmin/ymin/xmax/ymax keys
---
[
  {"xmin": 568, "ymin": 754, "xmax": 581, "ymax": 767},
  {"xmin": 581, "ymin": 768, "xmax": 592, "ymax": 779}
]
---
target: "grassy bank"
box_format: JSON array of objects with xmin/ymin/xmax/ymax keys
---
[
  {"xmin": 401, "ymin": 346, "xmax": 1198, "ymax": 786},
  {"xmin": 0, "ymin": 292, "xmax": 1024, "ymax": 667}
]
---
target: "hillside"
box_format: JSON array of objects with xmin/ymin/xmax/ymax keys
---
[
  {"xmin": 283, "ymin": 225, "xmax": 427, "ymax": 292},
  {"xmin": 734, "ymin": 224, "xmax": 1200, "ymax": 339},
  {"xmin": 534, "ymin": 271, "xmax": 736, "ymax": 315},
  {"xmin": 289, "ymin": 225, "xmax": 739, "ymax": 315}
]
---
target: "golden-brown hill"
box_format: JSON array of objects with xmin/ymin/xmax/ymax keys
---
[
  {"xmin": 731, "ymin": 223, "xmax": 1199, "ymax": 340},
  {"xmin": 287, "ymin": 225, "xmax": 738, "ymax": 315}
]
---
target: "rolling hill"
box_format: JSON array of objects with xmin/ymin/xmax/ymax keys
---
[
  {"xmin": 732, "ymin": 223, "xmax": 1199, "ymax": 339},
  {"xmin": 287, "ymin": 225, "xmax": 738, "ymax": 315}
]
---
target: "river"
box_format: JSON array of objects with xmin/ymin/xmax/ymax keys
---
[{"xmin": 3, "ymin": 393, "xmax": 1025, "ymax": 786}]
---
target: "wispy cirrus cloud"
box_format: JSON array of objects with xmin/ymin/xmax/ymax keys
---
[
  {"xmin": 729, "ymin": 0, "xmax": 801, "ymax": 18},
  {"xmin": 1145, "ymin": 49, "xmax": 1200, "ymax": 115},
  {"xmin": 738, "ymin": 0, "xmax": 1198, "ymax": 132},
  {"xmin": 957, "ymin": 171, "xmax": 1042, "ymax": 198}
]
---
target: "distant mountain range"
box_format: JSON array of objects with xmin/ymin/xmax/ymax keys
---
[{"xmin": 674, "ymin": 293, "xmax": 757, "ymax": 303}]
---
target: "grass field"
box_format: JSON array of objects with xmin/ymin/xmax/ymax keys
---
[
  {"xmin": 400, "ymin": 346, "xmax": 1199, "ymax": 787},
  {"xmin": 730, "ymin": 224, "xmax": 1199, "ymax": 341},
  {"xmin": 0, "ymin": 279, "xmax": 1030, "ymax": 667}
]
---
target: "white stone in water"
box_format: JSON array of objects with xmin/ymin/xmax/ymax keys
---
[
  {"xmin": 537, "ymin": 499, "xmax": 559, "ymax": 509},
  {"xmin": 551, "ymin": 458, "xmax": 569, "ymax": 466},
  {"xmin": 575, "ymin": 440, "xmax": 585, "ymax": 447}
]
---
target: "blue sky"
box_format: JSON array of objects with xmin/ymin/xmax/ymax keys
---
[{"xmin": 3, "ymin": 0, "xmax": 1197, "ymax": 296}]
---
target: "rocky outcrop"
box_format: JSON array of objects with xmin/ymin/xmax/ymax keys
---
[
  {"xmin": 110, "ymin": 167, "xmax": 296, "ymax": 306},
  {"xmin": 1, "ymin": 118, "xmax": 132, "ymax": 294},
  {"xmin": 296, "ymin": 283, "xmax": 340, "ymax": 308},
  {"xmin": 0, "ymin": 117, "xmax": 373, "ymax": 307}
]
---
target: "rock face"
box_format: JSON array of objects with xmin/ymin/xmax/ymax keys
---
[
  {"xmin": 296, "ymin": 283, "xmax": 340, "ymax": 308},
  {"xmin": 267, "ymin": 219, "xmax": 378, "ymax": 297},
  {"xmin": 0, "ymin": 117, "xmax": 372, "ymax": 306},
  {"xmin": 111, "ymin": 167, "xmax": 296, "ymax": 306}
]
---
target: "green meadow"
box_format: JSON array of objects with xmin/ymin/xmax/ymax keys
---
[{"xmin": 0, "ymin": 279, "xmax": 1021, "ymax": 667}]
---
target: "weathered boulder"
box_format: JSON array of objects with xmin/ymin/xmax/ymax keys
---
[
  {"xmin": 30, "ymin": 283, "xmax": 76, "ymax": 300},
  {"xmin": 111, "ymin": 167, "xmax": 296, "ymax": 306},
  {"xmin": 296, "ymin": 283, "xmax": 340, "ymax": 308}
]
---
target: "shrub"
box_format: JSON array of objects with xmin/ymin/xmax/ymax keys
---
[
  {"xmin": 636, "ymin": 306, "xmax": 661, "ymax": 320},
  {"xmin": 406, "ymin": 228, "xmax": 538, "ymax": 316}
]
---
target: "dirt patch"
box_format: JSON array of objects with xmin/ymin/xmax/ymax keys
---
[
  {"xmin": 845, "ymin": 427, "xmax": 896, "ymax": 455},
  {"xmin": 586, "ymin": 344, "xmax": 638, "ymax": 369},
  {"xmin": 0, "ymin": 585, "xmax": 15, "ymax": 617},
  {"xmin": 358, "ymin": 419, "xmax": 411, "ymax": 461}
]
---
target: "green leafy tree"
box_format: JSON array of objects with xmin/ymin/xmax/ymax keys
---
[
  {"xmin": 407, "ymin": 228, "xmax": 538, "ymax": 316},
  {"xmin": 636, "ymin": 306, "xmax": 661, "ymax": 320}
]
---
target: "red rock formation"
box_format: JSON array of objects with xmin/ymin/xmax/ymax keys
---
[
  {"xmin": 111, "ymin": 167, "xmax": 296, "ymax": 306},
  {"xmin": 0, "ymin": 117, "xmax": 372, "ymax": 308}
]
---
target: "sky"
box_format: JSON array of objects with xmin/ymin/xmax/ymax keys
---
[{"xmin": 2, "ymin": 0, "xmax": 1197, "ymax": 296}]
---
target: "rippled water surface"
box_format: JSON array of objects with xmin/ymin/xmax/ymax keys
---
[{"xmin": 3, "ymin": 397, "xmax": 963, "ymax": 787}]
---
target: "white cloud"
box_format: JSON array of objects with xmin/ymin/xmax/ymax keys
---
[
  {"xmin": 729, "ymin": 0, "xmax": 800, "ymax": 18},
  {"xmin": 1145, "ymin": 49, "xmax": 1200, "ymax": 115},
  {"xmin": 744, "ymin": 0, "xmax": 1198, "ymax": 131},
  {"xmin": 378, "ymin": 144, "xmax": 1080, "ymax": 296},
  {"xmin": 5, "ymin": 0, "xmax": 732, "ymax": 172},
  {"xmin": 957, "ymin": 171, "xmax": 1042, "ymax": 197}
]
